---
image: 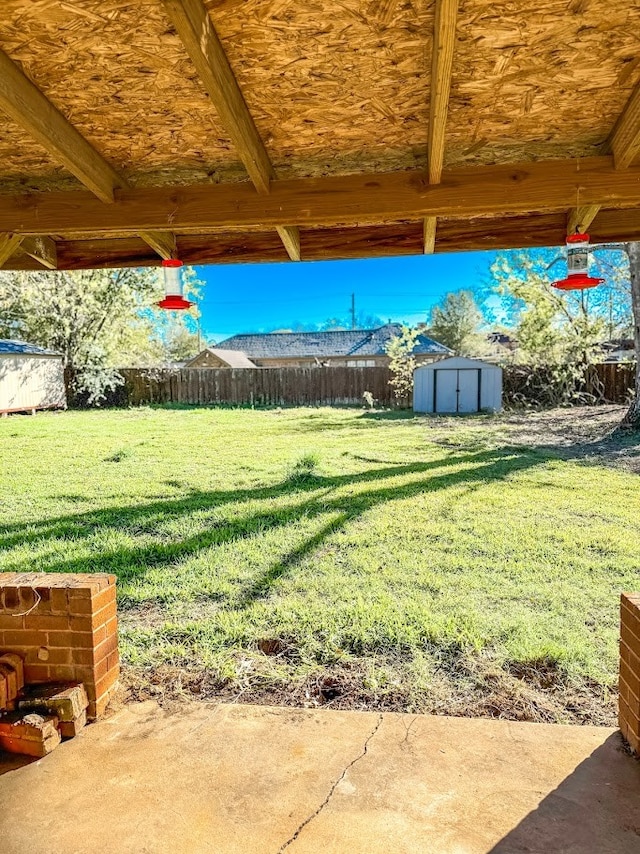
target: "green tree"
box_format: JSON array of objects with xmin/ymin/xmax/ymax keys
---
[
  {"xmin": 0, "ymin": 266, "xmax": 201, "ymax": 402},
  {"xmin": 489, "ymin": 248, "xmax": 629, "ymax": 367},
  {"xmin": 427, "ymin": 290, "xmax": 484, "ymax": 355},
  {"xmin": 385, "ymin": 325, "xmax": 420, "ymax": 402}
]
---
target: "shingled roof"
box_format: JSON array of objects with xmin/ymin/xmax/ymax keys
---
[
  {"xmin": 215, "ymin": 324, "xmax": 451, "ymax": 360},
  {"xmin": 0, "ymin": 339, "xmax": 60, "ymax": 357}
]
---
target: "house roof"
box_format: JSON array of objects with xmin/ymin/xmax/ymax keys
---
[
  {"xmin": 1, "ymin": 4, "xmax": 640, "ymax": 270},
  {"xmin": 186, "ymin": 348, "xmax": 257, "ymax": 368},
  {"xmin": 216, "ymin": 325, "xmax": 451, "ymax": 360},
  {"xmin": 0, "ymin": 339, "xmax": 60, "ymax": 357}
]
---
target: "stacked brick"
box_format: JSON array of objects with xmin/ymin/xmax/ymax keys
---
[
  {"xmin": 0, "ymin": 652, "xmax": 24, "ymax": 708},
  {"xmin": 0, "ymin": 572, "xmax": 119, "ymax": 719},
  {"xmin": 0, "ymin": 683, "xmax": 89, "ymax": 756},
  {"xmin": 619, "ymin": 593, "xmax": 640, "ymax": 754}
]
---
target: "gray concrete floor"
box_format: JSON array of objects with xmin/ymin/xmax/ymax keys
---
[{"xmin": 1, "ymin": 701, "xmax": 639, "ymax": 853}]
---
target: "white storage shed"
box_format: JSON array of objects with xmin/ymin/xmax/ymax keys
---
[
  {"xmin": 413, "ymin": 357, "xmax": 502, "ymax": 414},
  {"xmin": 0, "ymin": 340, "xmax": 66, "ymax": 415}
]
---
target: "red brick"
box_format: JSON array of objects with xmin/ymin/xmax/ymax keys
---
[
  {"xmin": 620, "ymin": 659, "xmax": 640, "ymax": 699},
  {"xmin": 620, "ymin": 677, "xmax": 638, "ymax": 707},
  {"xmin": 91, "ymin": 599, "xmax": 118, "ymax": 628},
  {"xmin": 46, "ymin": 665, "xmax": 82, "ymax": 682},
  {"xmin": 620, "ymin": 696, "xmax": 640, "ymax": 735},
  {"xmin": 0, "ymin": 652, "xmax": 24, "ymax": 691},
  {"xmin": 67, "ymin": 597, "xmax": 94, "ymax": 616},
  {"xmin": 23, "ymin": 663, "xmax": 50, "ymax": 683},
  {"xmin": 93, "ymin": 633, "xmax": 119, "ymax": 664},
  {"xmin": 0, "ymin": 614, "xmax": 24, "ymax": 630},
  {"xmin": 0, "ymin": 663, "xmax": 18, "ymax": 700},
  {"xmin": 1, "ymin": 588, "xmax": 19, "ymax": 610},
  {"xmin": 89, "ymin": 690, "xmax": 115, "ymax": 720},
  {"xmin": 621, "ymin": 622, "xmax": 640, "ymax": 662},
  {"xmin": 90, "ymin": 586, "xmax": 116, "ymax": 611},
  {"xmin": 2, "ymin": 629, "xmax": 47, "ymax": 646},
  {"xmin": 85, "ymin": 668, "xmax": 119, "ymax": 702},
  {"xmin": 19, "ymin": 682, "xmax": 88, "ymax": 721},
  {"xmin": 50, "ymin": 588, "xmax": 70, "ymax": 614},
  {"xmin": 59, "ymin": 710, "xmax": 87, "ymax": 738},
  {"xmin": 70, "ymin": 648, "xmax": 97, "ymax": 666},
  {"xmin": 107, "ymin": 651, "xmax": 120, "ymax": 671},
  {"xmin": 18, "ymin": 587, "xmax": 40, "ymax": 612},
  {"xmin": 67, "ymin": 588, "xmax": 93, "ymax": 602},
  {"xmin": 23, "ymin": 614, "xmax": 70, "ymax": 631},
  {"xmin": 621, "ymin": 600, "xmax": 640, "ymax": 633},
  {"xmin": 39, "ymin": 647, "xmax": 73, "ymax": 666},
  {"xmin": 69, "ymin": 615, "xmax": 93, "ymax": 632}
]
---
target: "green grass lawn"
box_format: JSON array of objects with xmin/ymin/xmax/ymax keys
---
[{"xmin": 1, "ymin": 406, "xmax": 638, "ymax": 723}]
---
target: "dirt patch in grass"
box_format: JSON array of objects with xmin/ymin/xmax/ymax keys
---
[
  {"xmin": 426, "ymin": 405, "xmax": 640, "ymax": 473},
  {"xmin": 118, "ymin": 651, "xmax": 617, "ymax": 727}
]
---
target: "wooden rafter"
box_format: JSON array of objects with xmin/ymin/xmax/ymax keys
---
[
  {"xmin": 0, "ymin": 47, "xmax": 174, "ymax": 262},
  {"xmin": 610, "ymin": 80, "xmax": 640, "ymax": 170},
  {"xmin": 21, "ymin": 236, "xmax": 57, "ymax": 270},
  {"xmin": 6, "ymin": 156, "xmax": 640, "ymax": 237},
  {"xmin": 424, "ymin": 0, "xmax": 458, "ymax": 254},
  {"xmin": 567, "ymin": 80, "xmax": 640, "ymax": 233},
  {"xmin": 0, "ymin": 233, "xmax": 24, "ymax": 267},
  {"xmin": 161, "ymin": 0, "xmax": 300, "ymax": 261}
]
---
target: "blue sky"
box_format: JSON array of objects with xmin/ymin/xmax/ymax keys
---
[{"xmin": 195, "ymin": 249, "xmax": 496, "ymax": 343}]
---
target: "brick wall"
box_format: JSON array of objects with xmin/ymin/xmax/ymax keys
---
[
  {"xmin": 0, "ymin": 573, "xmax": 119, "ymax": 719},
  {"xmin": 619, "ymin": 593, "xmax": 640, "ymax": 754}
]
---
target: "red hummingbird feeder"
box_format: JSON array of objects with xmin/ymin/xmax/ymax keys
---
[
  {"xmin": 551, "ymin": 233, "xmax": 604, "ymax": 291},
  {"xmin": 157, "ymin": 259, "xmax": 194, "ymax": 310}
]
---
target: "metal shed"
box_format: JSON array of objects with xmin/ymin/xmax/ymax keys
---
[
  {"xmin": 413, "ymin": 357, "xmax": 502, "ymax": 414},
  {"xmin": 0, "ymin": 340, "xmax": 66, "ymax": 415}
]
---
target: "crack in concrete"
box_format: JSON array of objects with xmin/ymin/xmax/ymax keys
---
[{"xmin": 277, "ymin": 713, "xmax": 384, "ymax": 853}]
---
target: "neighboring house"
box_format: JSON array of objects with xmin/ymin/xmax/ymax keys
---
[
  {"xmin": 186, "ymin": 348, "xmax": 258, "ymax": 369},
  {"xmin": 599, "ymin": 339, "xmax": 635, "ymax": 363},
  {"xmin": 0, "ymin": 340, "xmax": 66, "ymax": 415},
  {"xmin": 480, "ymin": 331, "xmax": 519, "ymax": 363},
  {"xmin": 207, "ymin": 324, "xmax": 451, "ymax": 368}
]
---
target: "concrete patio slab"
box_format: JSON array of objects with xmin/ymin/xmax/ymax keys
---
[{"xmin": 0, "ymin": 701, "xmax": 639, "ymax": 854}]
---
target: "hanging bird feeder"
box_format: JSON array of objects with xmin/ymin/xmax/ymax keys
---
[
  {"xmin": 157, "ymin": 259, "xmax": 194, "ymax": 310},
  {"xmin": 551, "ymin": 233, "xmax": 604, "ymax": 291}
]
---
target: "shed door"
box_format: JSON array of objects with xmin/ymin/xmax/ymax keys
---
[
  {"xmin": 434, "ymin": 370, "xmax": 458, "ymax": 413},
  {"xmin": 434, "ymin": 369, "xmax": 481, "ymax": 413},
  {"xmin": 458, "ymin": 370, "xmax": 480, "ymax": 413}
]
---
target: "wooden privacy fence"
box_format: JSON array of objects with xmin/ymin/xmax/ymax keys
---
[
  {"xmin": 110, "ymin": 366, "xmax": 397, "ymax": 407},
  {"xmin": 586, "ymin": 362, "xmax": 636, "ymax": 403},
  {"xmin": 67, "ymin": 362, "xmax": 636, "ymax": 409}
]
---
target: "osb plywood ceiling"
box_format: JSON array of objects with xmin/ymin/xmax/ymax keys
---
[{"xmin": 1, "ymin": 0, "xmax": 640, "ymax": 269}]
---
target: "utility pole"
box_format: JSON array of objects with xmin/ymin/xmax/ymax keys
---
[{"xmin": 350, "ymin": 292, "xmax": 356, "ymax": 329}]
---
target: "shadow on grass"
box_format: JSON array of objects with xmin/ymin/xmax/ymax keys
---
[{"xmin": 1, "ymin": 447, "xmax": 550, "ymax": 605}]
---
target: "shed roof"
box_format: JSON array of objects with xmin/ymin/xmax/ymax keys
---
[
  {"xmin": 1, "ymin": 3, "xmax": 640, "ymax": 269},
  {"xmin": 216, "ymin": 324, "xmax": 451, "ymax": 359},
  {"xmin": 416, "ymin": 356, "xmax": 502, "ymax": 371},
  {"xmin": 0, "ymin": 339, "xmax": 60, "ymax": 357},
  {"xmin": 186, "ymin": 348, "xmax": 257, "ymax": 368}
]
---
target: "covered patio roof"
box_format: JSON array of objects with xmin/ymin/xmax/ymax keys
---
[{"xmin": 1, "ymin": 1, "xmax": 640, "ymax": 270}]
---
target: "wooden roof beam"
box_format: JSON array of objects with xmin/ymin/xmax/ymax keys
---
[
  {"xmin": 6, "ymin": 208, "xmax": 640, "ymax": 272},
  {"xmin": 424, "ymin": 0, "xmax": 458, "ymax": 254},
  {"xmin": 567, "ymin": 80, "xmax": 640, "ymax": 233},
  {"xmin": 7, "ymin": 156, "xmax": 640, "ymax": 237},
  {"xmin": 0, "ymin": 47, "xmax": 175, "ymax": 261},
  {"xmin": 161, "ymin": 0, "xmax": 300, "ymax": 261}
]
